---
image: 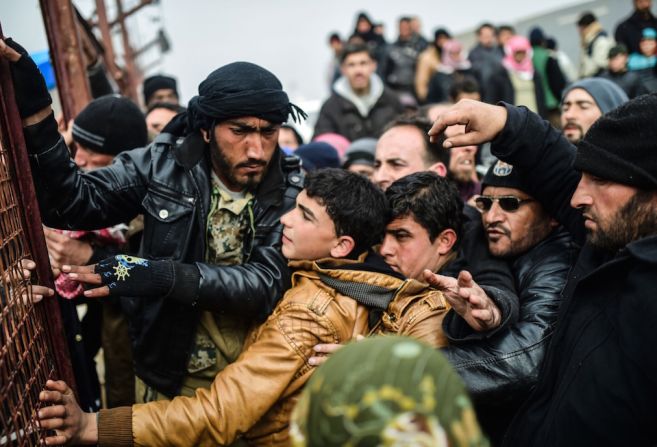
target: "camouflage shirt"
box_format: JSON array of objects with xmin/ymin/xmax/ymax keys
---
[{"xmin": 183, "ymin": 171, "xmax": 254, "ymax": 395}]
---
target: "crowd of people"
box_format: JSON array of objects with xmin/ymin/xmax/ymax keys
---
[{"xmin": 1, "ymin": 0, "xmax": 657, "ymax": 446}]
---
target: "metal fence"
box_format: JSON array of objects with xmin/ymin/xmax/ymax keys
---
[{"xmin": 0, "ymin": 23, "xmax": 74, "ymax": 446}]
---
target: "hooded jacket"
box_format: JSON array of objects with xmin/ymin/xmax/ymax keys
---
[
  {"xmin": 96, "ymin": 252, "xmax": 449, "ymax": 446},
  {"xmin": 313, "ymin": 74, "xmax": 404, "ymax": 141}
]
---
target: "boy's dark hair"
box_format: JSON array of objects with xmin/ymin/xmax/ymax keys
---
[
  {"xmin": 386, "ymin": 171, "xmax": 464, "ymax": 243},
  {"xmin": 304, "ymin": 168, "xmax": 388, "ymax": 256},
  {"xmin": 383, "ymin": 114, "xmax": 450, "ymax": 168},
  {"xmin": 449, "ymin": 76, "xmax": 481, "ymax": 102},
  {"xmin": 340, "ymin": 43, "xmax": 374, "ymax": 64}
]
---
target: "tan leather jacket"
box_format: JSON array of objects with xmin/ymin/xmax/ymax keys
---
[{"xmin": 98, "ymin": 255, "xmax": 448, "ymax": 447}]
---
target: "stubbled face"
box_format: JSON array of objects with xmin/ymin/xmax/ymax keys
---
[
  {"xmin": 341, "ymin": 51, "xmax": 376, "ymax": 94},
  {"xmin": 146, "ymin": 107, "xmax": 178, "ymax": 141},
  {"xmin": 147, "ymin": 88, "xmax": 178, "ymax": 107},
  {"xmin": 280, "ymin": 190, "xmax": 338, "ymax": 260},
  {"xmin": 74, "ymin": 146, "xmax": 115, "ymax": 171},
  {"xmin": 278, "ymin": 127, "xmax": 300, "ymax": 150},
  {"xmin": 399, "ymin": 20, "xmax": 412, "ymax": 41},
  {"xmin": 560, "ymin": 88, "xmax": 602, "ymax": 143},
  {"xmin": 207, "ymin": 116, "xmax": 279, "ymax": 192},
  {"xmin": 445, "ymin": 125, "xmax": 477, "ymax": 183},
  {"xmin": 374, "ymin": 126, "xmax": 429, "ymax": 191},
  {"xmin": 380, "ymin": 215, "xmax": 445, "ymax": 280},
  {"xmin": 570, "ymin": 172, "xmax": 657, "ymax": 252},
  {"xmin": 480, "ymin": 186, "xmax": 554, "ymax": 258}
]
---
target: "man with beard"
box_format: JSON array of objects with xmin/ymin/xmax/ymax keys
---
[
  {"xmin": 0, "ymin": 38, "xmax": 306, "ymax": 402},
  {"xmin": 430, "ymin": 93, "xmax": 657, "ymax": 445},
  {"xmin": 560, "ymin": 78, "xmax": 628, "ymax": 144},
  {"xmin": 444, "ymin": 124, "xmax": 480, "ymax": 202}
]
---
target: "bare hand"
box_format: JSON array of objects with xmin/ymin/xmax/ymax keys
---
[
  {"xmin": 309, "ymin": 335, "xmax": 365, "ymax": 366},
  {"xmin": 44, "ymin": 228, "xmax": 93, "ymax": 270},
  {"xmin": 61, "ymin": 264, "xmax": 109, "ymax": 298},
  {"xmin": 424, "ymin": 269, "xmax": 501, "ymax": 332},
  {"xmin": 38, "ymin": 380, "xmax": 98, "ymax": 445},
  {"xmin": 0, "ymin": 38, "xmax": 21, "ymax": 62},
  {"xmin": 428, "ymin": 99, "xmax": 508, "ymax": 148}
]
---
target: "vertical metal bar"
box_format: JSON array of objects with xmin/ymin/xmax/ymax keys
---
[
  {"xmin": 38, "ymin": 0, "xmax": 92, "ymax": 123},
  {"xmin": 94, "ymin": 0, "xmax": 130, "ymax": 97},
  {"xmin": 115, "ymin": 0, "xmax": 140, "ymax": 103},
  {"xmin": 0, "ymin": 23, "xmax": 78, "ymax": 396}
]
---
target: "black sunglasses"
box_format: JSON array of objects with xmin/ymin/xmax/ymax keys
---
[{"xmin": 474, "ymin": 195, "xmax": 534, "ymax": 212}]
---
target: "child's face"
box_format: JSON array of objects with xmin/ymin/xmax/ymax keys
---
[
  {"xmin": 640, "ymin": 38, "xmax": 656, "ymax": 56},
  {"xmin": 280, "ymin": 190, "xmax": 339, "ymax": 260}
]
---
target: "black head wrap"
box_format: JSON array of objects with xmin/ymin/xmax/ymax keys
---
[{"xmin": 186, "ymin": 61, "xmax": 306, "ymax": 134}]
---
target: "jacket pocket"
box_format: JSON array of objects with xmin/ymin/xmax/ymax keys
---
[{"xmin": 141, "ymin": 187, "xmax": 195, "ymax": 260}]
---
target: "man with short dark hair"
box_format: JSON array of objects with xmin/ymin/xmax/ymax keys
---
[
  {"xmin": 144, "ymin": 102, "xmax": 186, "ymax": 141},
  {"xmin": 380, "ymin": 16, "xmax": 426, "ymax": 97},
  {"xmin": 314, "ymin": 43, "xmax": 403, "ymax": 141},
  {"xmin": 0, "ymin": 39, "xmax": 307, "ymax": 403},
  {"xmin": 430, "ymin": 93, "xmax": 657, "ymax": 445},
  {"xmin": 599, "ymin": 44, "xmax": 650, "ymax": 98},
  {"xmin": 577, "ymin": 11, "xmax": 615, "ymax": 77},
  {"xmin": 373, "ymin": 115, "xmax": 449, "ymax": 191}
]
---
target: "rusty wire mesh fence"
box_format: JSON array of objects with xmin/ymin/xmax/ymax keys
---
[{"xmin": 0, "ymin": 139, "xmax": 55, "ymax": 446}]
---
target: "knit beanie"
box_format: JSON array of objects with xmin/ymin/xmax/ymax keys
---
[
  {"xmin": 342, "ymin": 137, "xmax": 377, "ymax": 169},
  {"xmin": 574, "ymin": 93, "xmax": 657, "ymax": 189},
  {"xmin": 72, "ymin": 95, "xmax": 147, "ymax": 155},
  {"xmin": 561, "ymin": 78, "xmax": 629, "ymax": 114},
  {"xmin": 142, "ymin": 75, "xmax": 178, "ymax": 105},
  {"xmin": 481, "ymin": 160, "xmax": 527, "ymax": 192},
  {"xmin": 290, "ymin": 336, "xmax": 488, "ymax": 447},
  {"xmin": 295, "ymin": 142, "xmax": 341, "ymax": 172}
]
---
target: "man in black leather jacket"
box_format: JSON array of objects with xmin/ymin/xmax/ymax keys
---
[
  {"xmin": 442, "ymin": 160, "xmax": 578, "ymax": 445},
  {"xmin": 1, "ymin": 39, "xmax": 306, "ymax": 399}
]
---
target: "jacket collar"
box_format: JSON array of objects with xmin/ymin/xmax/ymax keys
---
[
  {"xmin": 624, "ymin": 234, "xmax": 657, "ymax": 264},
  {"xmin": 169, "ymin": 130, "xmax": 287, "ymax": 207}
]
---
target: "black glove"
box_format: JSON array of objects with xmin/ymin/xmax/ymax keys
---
[
  {"xmin": 95, "ymin": 255, "xmax": 174, "ymax": 298},
  {"xmin": 4, "ymin": 38, "xmax": 52, "ymax": 118}
]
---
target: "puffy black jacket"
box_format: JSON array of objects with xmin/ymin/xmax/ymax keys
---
[
  {"xmin": 491, "ymin": 104, "xmax": 657, "ymax": 446},
  {"xmin": 24, "ymin": 115, "xmax": 304, "ymax": 397}
]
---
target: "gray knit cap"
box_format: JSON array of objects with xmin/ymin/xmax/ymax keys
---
[{"xmin": 561, "ymin": 78, "xmax": 629, "ymax": 114}]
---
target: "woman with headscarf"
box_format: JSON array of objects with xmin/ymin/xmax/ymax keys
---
[
  {"xmin": 488, "ymin": 35, "xmax": 548, "ymax": 117},
  {"xmin": 426, "ymin": 39, "xmax": 478, "ymax": 103}
]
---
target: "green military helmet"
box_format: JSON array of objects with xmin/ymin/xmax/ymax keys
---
[{"xmin": 290, "ymin": 335, "xmax": 489, "ymax": 447}]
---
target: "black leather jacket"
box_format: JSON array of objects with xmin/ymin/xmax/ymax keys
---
[{"xmin": 24, "ymin": 115, "xmax": 304, "ymax": 396}]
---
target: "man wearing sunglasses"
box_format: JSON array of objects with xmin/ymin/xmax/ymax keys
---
[
  {"xmin": 443, "ymin": 160, "xmax": 577, "ymax": 444},
  {"xmin": 430, "ymin": 94, "xmax": 657, "ymax": 446}
]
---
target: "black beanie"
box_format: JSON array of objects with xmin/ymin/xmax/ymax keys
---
[
  {"xmin": 481, "ymin": 160, "xmax": 528, "ymax": 192},
  {"xmin": 186, "ymin": 61, "xmax": 306, "ymax": 133},
  {"xmin": 143, "ymin": 75, "xmax": 178, "ymax": 105},
  {"xmin": 72, "ymin": 95, "xmax": 148, "ymax": 156},
  {"xmin": 574, "ymin": 93, "xmax": 657, "ymax": 189}
]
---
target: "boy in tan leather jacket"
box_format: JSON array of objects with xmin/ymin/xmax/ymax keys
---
[{"xmin": 38, "ymin": 169, "xmax": 449, "ymax": 447}]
